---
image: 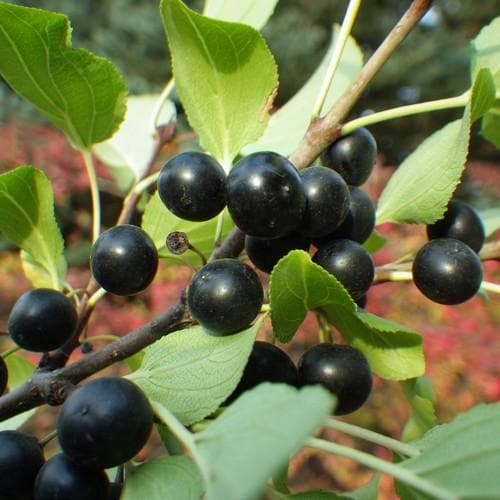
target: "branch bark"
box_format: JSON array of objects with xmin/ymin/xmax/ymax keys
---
[{"xmin": 289, "ymin": 0, "xmax": 433, "ymax": 169}]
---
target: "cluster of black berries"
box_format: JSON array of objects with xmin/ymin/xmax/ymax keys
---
[
  {"xmin": 159, "ymin": 128, "xmax": 377, "ymax": 307},
  {"xmin": 413, "ymin": 200, "xmax": 485, "ymax": 305},
  {"xmin": 156, "ymin": 129, "xmax": 378, "ymax": 415},
  {"xmin": 225, "ymin": 340, "xmax": 372, "ymax": 416},
  {"xmin": 0, "ymin": 377, "xmax": 153, "ymax": 499}
]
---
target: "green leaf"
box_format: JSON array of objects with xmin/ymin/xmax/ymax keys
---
[
  {"xmin": 478, "ymin": 206, "xmax": 500, "ymax": 237},
  {"xmin": 330, "ymin": 311, "xmax": 424, "ymax": 381},
  {"xmin": 0, "ymin": 166, "xmax": 66, "ymax": 289},
  {"xmin": 376, "ymin": 68, "xmax": 495, "ymax": 225},
  {"xmin": 269, "ymin": 250, "xmax": 355, "ymax": 343},
  {"xmin": 122, "ymin": 456, "xmax": 204, "ymax": 500},
  {"xmin": 4, "ymin": 353, "xmax": 35, "ymax": 390},
  {"xmin": 362, "ymin": 231, "xmax": 386, "ymax": 254},
  {"xmin": 129, "ymin": 317, "xmax": 264, "ymax": 426},
  {"xmin": 397, "ymin": 403, "xmax": 500, "ymax": 499},
  {"xmin": 471, "ymin": 17, "xmax": 500, "ymax": 149},
  {"xmin": 142, "ymin": 192, "xmax": 234, "ymax": 266},
  {"xmin": 401, "ymin": 377, "xmax": 436, "ymax": 442},
  {"xmin": 470, "ymin": 16, "xmax": 500, "ymax": 85},
  {"xmin": 194, "ymin": 384, "xmax": 335, "ymax": 500},
  {"xmin": 469, "ymin": 68, "xmax": 496, "ymax": 123},
  {"xmin": 203, "ymin": 0, "xmax": 279, "ymax": 30},
  {"xmin": 481, "ymin": 96, "xmax": 500, "ymax": 149},
  {"xmin": 272, "ymin": 474, "xmax": 380, "ymax": 499},
  {"xmin": 0, "ymin": 353, "xmax": 36, "ymax": 431},
  {"xmin": 243, "ymin": 25, "xmax": 363, "ymax": 157},
  {"xmin": 93, "ymin": 94, "xmax": 176, "ymax": 191},
  {"xmin": 376, "ymin": 104, "xmax": 471, "ymax": 225},
  {"xmin": 161, "ymin": 0, "xmax": 278, "ymax": 166},
  {"xmin": 269, "ymin": 251, "xmax": 424, "ymax": 380},
  {"xmin": 0, "ymin": 2, "xmax": 127, "ymax": 150}
]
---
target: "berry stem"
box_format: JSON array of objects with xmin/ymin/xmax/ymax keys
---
[
  {"xmin": 306, "ymin": 437, "xmax": 457, "ymax": 500},
  {"xmin": 149, "ymin": 77, "xmax": 175, "ymax": 135},
  {"xmin": 310, "ymin": 0, "xmax": 363, "ymax": 120},
  {"xmin": 80, "ymin": 149, "xmax": 101, "ymax": 243},
  {"xmin": 39, "ymin": 429, "xmax": 57, "ymax": 447},
  {"xmin": 324, "ymin": 417, "xmax": 420, "ymax": 458},
  {"xmin": 481, "ymin": 281, "xmax": 500, "ymax": 295},
  {"xmin": 150, "ymin": 400, "xmax": 210, "ymax": 483},
  {"xmin": 1, "ymin": 346, "xmax": 20, "ymax": 359},
  {"xmin": 341, "ymin": 91, "xmax": 469, "ymax": 135}
]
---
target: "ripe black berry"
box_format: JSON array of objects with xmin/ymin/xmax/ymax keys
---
[
  {"xmin": 157, "ymin": 152, "xmax": 227, "ymax": 222},
  {"xmin": 226, "ymin": 152, "xmax": 306, "ymax": 238},
  {"xmin": 34, "ymin": 453, "xmax": 109, "ymax": 500},
  {"xmin": 225, "ymin": 341, "xmax": 298, "ymax": 404},
  {"xmin": 312, "ymin": 239, "xmax": 374, "ymax": 300},
  {"xmin": 245, "ymin": 232, "xmax": 310, "ymax": 274},
  {"xmin": 427, "ymin": 200, "xmax": 485, "ymax": 253},
  {"xmin": 320, "ymin": 128, "xmax": 377, "ymax": 186},
  {"xmin": 298, "ymin": 343, "xmax": 372, "ymax": 415},
  {"xmin": 299, "ymin": 166, "xmax": 350, "ymax": 238},
  {"xmin": 313, "ymin": 187, "xmax": 375, "ymax": 246},
  {"xmin": 412, "ymin": 238, "xmax": 483, "ymax": 305},
  {"xmin": 7, "ymin": 289, "xmax": 77, "ymax": 352},
  {"xmin": 188, "ymin": 259, "xmax": 264, "ymax": 335},
  {"xmin": 90, "ymin": 224, "xmax": 158, "ymax": 296},
  {"xmin": 0, "ymin": 430, "xmax": 45, "ymax": 500},
  {"xmin": 0, "ymin": 355, "xmax": 8, "ymax": 394},
  {"xmin": 57, "ymin": 377, "xmax": 153, "ymax": 469}
]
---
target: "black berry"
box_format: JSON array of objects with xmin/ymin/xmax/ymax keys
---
[
  {"xmin": 298, "ymin": 343, "xmax": 372, "ymax": 415},
  {"xmin": 157, "ymin": 152, "xmax": 226, "ymax": 221},
  {"xmin": 0, "ymin": 430, "xmax": 45, "ymax": 500},
  {"xmin": 320, "ymin": 128, "xmax": 377, "ymax": 186},
  {"xmin": 299, "ymin": 166, "xmax": 350, "ymax": 238},
  {"xmin": 0, "ymin": 355, "xmax": 8, "ymax": 394},
  {"xmin": 312, "ymin": 239, "xmax": 374, "ymax": 300},
  {"xmin": 7, "ymin": 289, "xmax": 77, "ymax": 352},
  {"xmin": 188, "ymin": 259, "xmax": 264, "ymax": 335},
  {"xmin": 412, "ymin": 238, "xmax": 483, "ymax": 305},
  {"xmin": 313, "ymin": 187, "xmax": 375, "ymax": 246},
  {"xmin": 57, "ymin": 377, "xmax": 153, "ymax": 469},
  {"xmin": 90, "ymin": 224, "xmax": 158, "ymax": 296},
  {"xmin": 225, "ymin": 341, "xmax": 298, "ymax": 404},
  {"xmin": 34, "ymin": 453, "xmax": 109, "ymax": 500},
  {"xmin": 226, "ymin": 152, "xmax": 306, "ymax": 238},
  {"xmin": 427, "ymin": 200, "xmax": 485, "ymax": 253},
  {"xmin": 245, "ymin": 232, "xmax": 310, "ymax": 274}
]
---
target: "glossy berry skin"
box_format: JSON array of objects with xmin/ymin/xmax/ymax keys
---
[
  {"xmin": 0, "ymin": 355, "xmax": 8, "ymax": 394},
  {"xmin": 226, "ymin": 341, "xmax": 298, "ymax": 404},
  {"xmin": 157, "ymin": 152, "xmax": 227, "ymax": 222},
  {"xmin": 34, "ymin": 454, "xmax": 109, "ymax": 500},
  {"xmin": 0, "ymin": 430, "xmax": 45, "ymax": 500},
  {"xmin": 313, "ymin": 187, "xmax": 375, "ymax": 246},
  {"xmin": 57, "ymin": 377, "xmax": 153, "ymax": 469},
  {"xmin": 427, "ymin": 200, "xmax": 485, "ymax": 253},
  {"xmin": 312, "ymin": 239, "xmax": 374, "ymax": 300},
  {"xmin": 226, "ymin": 152, "xmax": 306, "ymax": 238},
  {"xmin": 188, "ymin": 259, "xmax": 263, "ymax": 335},
  {"xmin": 8, "ymin": 289, "xmax": 77, "ymax": 352},
  {"xmin": 245, "ymin": 232, "xmax": 310, "ymax": 274},
  {"xmin": 299, "ymin": 166, "xmax": 350, "ymax": 238},
  {"xmin": 298, "ymin": 343, "xmax": 372, "ymax": 415},
  {"xmin": 90, "ymin": 224, "xmax": 158, "ymax": 296},
  {"xmin": 412, "ymin": 238, "xmax": 483, "ymax": 305},
  {"xmin": 320, "ymin": 128, "xmax": 377, "ymax": 186}
]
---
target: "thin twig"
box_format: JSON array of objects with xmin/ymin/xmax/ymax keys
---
[{"xmin": 289, "ymin": 0, "xmax": 433, "ymax": 169}]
